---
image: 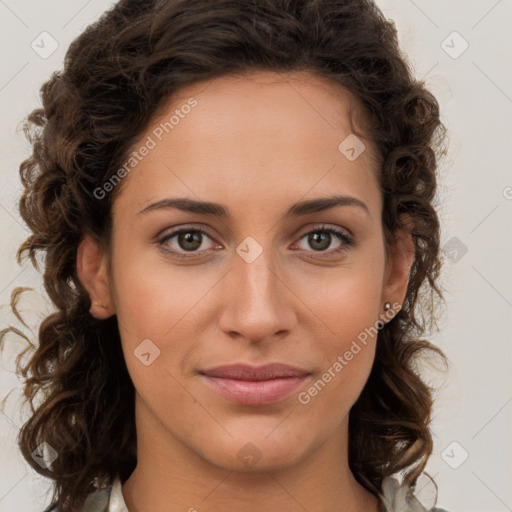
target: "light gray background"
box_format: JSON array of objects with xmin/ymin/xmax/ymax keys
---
[{"xmin": 1, "ymin": 1, "xmax": 511, "ymax": 511}]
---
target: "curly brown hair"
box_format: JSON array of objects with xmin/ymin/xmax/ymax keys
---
[{"xmin": 1, "ymin": 0, "xmax": 448, "ymax": 510}]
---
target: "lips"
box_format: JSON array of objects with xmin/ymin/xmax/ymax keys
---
[
  {"xmin": 201, "ymin": 363, "xmax": 310, "ymax": 380},
  {"xmin": 199, "ymin": 363, "xmax": 310, "ymax": 405}
]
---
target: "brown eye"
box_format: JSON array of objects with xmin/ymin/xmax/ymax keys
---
[
  {"xmin": 176, "ymin": 231, "xmax": 203, "ymax": 251},
  {"xmin": 158, "ymin": 227, "xmax": 219, "ymax": 259},
  {"xmin": 295, "ymin": 226, "xmax": 354, "ymax": 254},
  {"xmin": 306, "ymin": 232, "xmax": 332, "ymax": 251}
]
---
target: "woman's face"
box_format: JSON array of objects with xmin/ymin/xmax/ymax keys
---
[{"xmin": 81, "ymin": 70, "xmax": 412, "ymax": 472}]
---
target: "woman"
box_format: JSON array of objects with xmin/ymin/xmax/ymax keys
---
[{"xmin": 2, "ymin": 0, "xmax": 450, "ymax": 510}]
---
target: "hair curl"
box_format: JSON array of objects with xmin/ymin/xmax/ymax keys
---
[{"xmin": 1, "ymin": 0, "xmax": 448, "ymax": 510}]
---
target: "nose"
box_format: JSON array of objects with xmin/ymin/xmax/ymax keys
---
[{"xmin": 218, "ymin": 242, "xmax": 297, "ymax": 344}]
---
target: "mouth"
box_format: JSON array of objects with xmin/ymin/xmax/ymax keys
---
[{"xmin": 199, "ymin": 363, "xmax": 311, "ymax": 406}]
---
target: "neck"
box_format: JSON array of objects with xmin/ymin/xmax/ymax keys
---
[{"xmin": 122, "ymin": 394, "xmax": 380, "ymax": 512}]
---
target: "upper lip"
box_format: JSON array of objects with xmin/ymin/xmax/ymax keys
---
[{"xmin": 200, "ymin": 363, "xmax": 310, "ymax": 381}]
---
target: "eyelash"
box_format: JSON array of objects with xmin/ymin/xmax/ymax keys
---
[{"xmin": 157, "ymin": 224, "xmax": 355, "ymax": 260}]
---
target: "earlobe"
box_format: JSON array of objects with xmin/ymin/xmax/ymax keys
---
[{"xmin": 77, "ymin": 235, "xmax": 115, "ymax": 319}]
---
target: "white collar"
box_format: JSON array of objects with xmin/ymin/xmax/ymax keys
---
[
  {"xmin": 82, "ymin": 475, "xmax": 128, "ymax": 512},
  {"xmin": 108, "ymin": 475, "xmax": 129, "ymax": 512}
]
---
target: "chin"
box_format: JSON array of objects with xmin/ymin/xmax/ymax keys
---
[{"xmin": 190, "ymin": 425, "xmax": 317, "ymax": 473}]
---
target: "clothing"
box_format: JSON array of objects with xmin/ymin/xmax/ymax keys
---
[
  {"xmin": 81, "ymin": 476, "xmax": 126, "ymax": 512},
  {"xmin": 46, "ymin": 474, "xmax": 453, "ymax": 512}
]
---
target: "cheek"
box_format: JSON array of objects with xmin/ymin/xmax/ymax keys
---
[
  {"xmin": 295, "ymin": 255, "xmax": 384, "ymax": 396},
  {"xmin": 110, "ymin": 247, "xmax": 223, "ymax": 402},
  {"xmin": 299, "ymin": 259, "xmax": 384, "ymax": 344},
  {"xmin": 297, "ymin": 287, "xmax": 379, "ymax": 417},
  {"xmin": 111, "ymin": 240, "xmax": 216, "ymax": 340}
]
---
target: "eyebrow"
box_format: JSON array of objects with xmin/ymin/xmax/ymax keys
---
[{"xmin": 137, "ymin": 195, "xmax": 370, "ymax": 218}]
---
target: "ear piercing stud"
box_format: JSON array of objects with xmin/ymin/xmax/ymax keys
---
[{"xmin": 377, "ymin": 302, "xmax": 393, "ymax": 330}]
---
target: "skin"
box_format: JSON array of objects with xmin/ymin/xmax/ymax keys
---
[{"xmin": 77, "ymin": 70, "xmax": 414, "ymax": 512}]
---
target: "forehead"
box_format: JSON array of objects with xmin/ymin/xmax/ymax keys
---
[
  {"xmin": 154, "ymin": 69, "xmax": 374, "ymax": 152},
  {"xmin": 113, "ymin": 70, "xmax": 382, "ymax": 218}
]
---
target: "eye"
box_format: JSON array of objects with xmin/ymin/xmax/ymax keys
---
[
  {"xmin": 293, "ymin": 225, "xmax": 355, "ymax": 258},
  {"xmin": 158, "ymin": 227, "xmax": 220, "ymax": 259}
]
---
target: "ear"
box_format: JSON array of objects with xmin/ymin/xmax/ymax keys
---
[
  {"xmin": 381, "ymin": 214, "xmax": 415, "ymax": 310},
  {"xmin": 77, "ymin": 235, "xmax": 115, "ymax": 319}
]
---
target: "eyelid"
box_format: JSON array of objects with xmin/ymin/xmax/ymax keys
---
[
  {"xmin": 154, "ymin": 222, "xmax": 215, "ymax": 240},
  {"xmin": 294, "ymin": 223, "xmax": 353, "ymax": 241}
]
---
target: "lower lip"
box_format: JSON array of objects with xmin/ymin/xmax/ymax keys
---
[{"xmin": 201, "ymin": 375, "xmax": 309, "ymax": 405}]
